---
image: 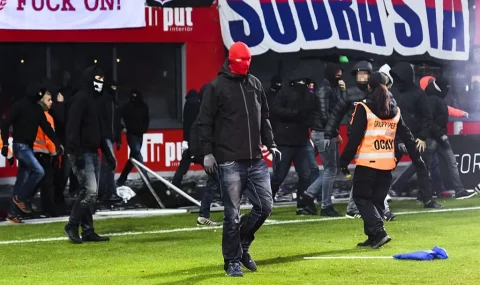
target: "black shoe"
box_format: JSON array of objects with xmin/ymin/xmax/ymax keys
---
[
  {"xmin": 357, "ymin": 237, "xmax": 373, "ymax": 247},
  {"xmin": 240, "ymin": 252, "xmax": 257, "ymax": 272},
  {"xmin": 224, "ymin": 262, "xmax": 244, "ymax": 277},
  {"xmin": 82, "ymin": 232, "xmax": 110, "ymax": 242},
  {"xmin": 320, "ymin": 206, "xmax": 341, "ymax": 217},
  {"xmin": 302, "ymin": 194, "xmax": 318, "ymax": 214},
  {"xmin": 424, "ymin": 200, "xmax": 444, "ymax": 209},
  {"xmin": 384, "ymin": 211, "xmax": 396, "ymax": 221},
  {"xmin": 64, "ymin": 224, "xmax": 82, "ymax": 244},
  {"xmin": 371, "ymin": 231, "xmax": 391, "ymax": 249},
  {"xmin": 455, "ymin": 189, "xmax": 477, "ymax": 200},
  {"xmin": 296, "ymin": 208, "xmax": 315, "ymax": 215},
  {"xmin": 106, "ymin": 193, "xmax": 123, "ymax": 202}
]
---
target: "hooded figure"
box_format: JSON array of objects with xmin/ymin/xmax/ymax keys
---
[
  {"xmin": 183, "ymin": 89, "xmax": 201, "ymax": 144},
  {"xmin": 266, "ymin": 75, "xmax": 282, "ymax": 113},
  {"xmin": 425, "ymin": 77, "xmax": 450, "ymax": 139},
  {"xmin": 121, "ymin": 90, "xmax": 150, "ymax": 138},
  {"xmin": 379, "ymin": 64, "xmax": 394, "ymax": 89}
]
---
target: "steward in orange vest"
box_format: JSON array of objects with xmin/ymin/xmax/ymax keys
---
[
  {"xmin": 33, "ymin": 111, "xmax": 57, "ymax": 155},
  {"xmin": 339, "ymin": 72, "xmax": 427, "ymax": 249}
]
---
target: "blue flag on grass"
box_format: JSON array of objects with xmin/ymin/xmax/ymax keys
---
[{"xmin": 393, "ymin": 246, "xmax": 448, "ymax": 261}]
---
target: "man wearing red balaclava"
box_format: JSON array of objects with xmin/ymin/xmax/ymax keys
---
[{"xmin": 197, "ymin": 41, "xmax": 281, "ymax": 277}]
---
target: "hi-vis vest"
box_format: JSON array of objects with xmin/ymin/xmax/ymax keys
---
[
  {"xmin": 0, "ymin": 132, "xmax": 13, "ymax": 159},
  {"xmin": 353, "ymin": 102, "xmax": 400, "ymax": 171},
  {"xmin": 33, "ymin": 111, "xmax": 56, "ymax": 155}
]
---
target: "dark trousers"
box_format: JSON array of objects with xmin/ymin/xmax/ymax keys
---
[
  {"xmin": 172, "ymin": 149, "xmax": 192, "ymax": 187},
  {"xmin": 34, "ymin": 153, "xmax": 60, "ymax": 216},
  {"xmin": 53, "ymin": 155, "xmax": 79, "ymax": 201},
  {"xmin": 352, "ymin": 166, "xmax": 392, "ymax": 237},
  {"xmin": 118, "ymin": 134, "xmax": 147, "ymax": 185},
  {"xmin": 67, "ymin": 152, "xmax": 100, "ymax": 234},
  {"xmin": 430, "ymin": 153, "xmax": 446, "ymax": 193},
  {"xmin": 271, "ymin": 145, "xmax": 311, "ymax": 208},
  {"xmin": 219, "ymin": 159, "xmax": 273, "ymax": 263},
  {"xmin": 199, "ymin": 172, "xmax": 221, "ymax": 219},
  {"xmin": 98, "ymin": 139, "xmax": 117, "ymax": 199}
]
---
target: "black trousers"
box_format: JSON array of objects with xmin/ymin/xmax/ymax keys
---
[
  {"xmin": 34, "ymin": 153, "xmax": 61, "ymax": 216},
  {"xmin": 352, "ymin": 166, "xmax": 392, "ymax": 237},
  {"xmin": 172, "ymin": 149, "xmax": 192, "ymax": 187}
]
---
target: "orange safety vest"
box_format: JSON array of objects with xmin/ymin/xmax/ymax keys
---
[
  {"xmin": 353, "ymin": 102, "xmax": 400, "ymax": 171},
  {"xmin": 0, "ymin": 132, "xmax": 13, "ymax": 159},
  {"xmin": 33, "ymin": 111, "xmax": 57, "ymax": 155}
]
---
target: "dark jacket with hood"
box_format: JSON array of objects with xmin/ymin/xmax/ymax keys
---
[
  {"xmin": 99, "ymin": 82, "xmax": 122, "ymax": 144},
  {"xmin": 121, "ymin": 91, "xmax": 150, "ymax": 137},
  {"xmin": 183, "ymin": 88, "xmax": 202, "ymax": 142},
  {"xmin": 313, "ymin": 63, "xmax": 345, "ymax": 134},
  {"xmin": 197, "ymin": 60, "xmax": 276, "ymax": 163},
  {"xmin": 324, "ymin": 61, "xmax": 373, "ymax": 139},
  {"xmin": 66, "ymin": 66, "xmax": 104, "ymax": 154},
  {"xmin": 266, "ymin": 75, "xmax": 282, "ymax": 131},
  {"xmin": 272, "ymin": 63, "xmax": 315, "ymax": 146},
  {"xmin": 424, "ymin": 78, "xmax": 450, "ymax": 138},
  {"xmin": 1, "ymin": 83, "xmax": 61, "ymax": 150},
  {"xmin": 390, "ymin": 62, "xmax": 432, "ymax": 141},
  {"xmin": 339, "ymin": 98, "xmax": 421, "ymax": 169},
  {"xmin": 49, "ymin": 91, "xmax": 66, "ymax": 144}
]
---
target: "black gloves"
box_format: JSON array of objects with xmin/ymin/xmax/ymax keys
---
[
  {"xmin": 340, "ymin": 167, "xmax": 352, "ymax": 179},
  {"xmin": 7, "ymin": 157, "xmax": 14, "ymax": 167},
  {"xmin": 1, "ymin": 146, "xmax": 8, "ymax": 158}
]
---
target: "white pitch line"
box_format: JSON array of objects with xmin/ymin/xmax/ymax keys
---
[
  {"xmin": 304, "ymin": 256, "xmax": 393, "ymax": 260},
  {"xmin": 0, "ymin": 206, "xmax": 479, "ymax": 245}
]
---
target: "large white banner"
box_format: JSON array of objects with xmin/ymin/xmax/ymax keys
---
[
  {"xmin": 219, "ymin": 0, "xmax": 470, "ymax": 61},
  {"xmin": 0, "ymin": 0, "xmax": 146, "ymax": 30}
]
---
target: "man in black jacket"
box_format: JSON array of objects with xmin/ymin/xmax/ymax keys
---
[
  {"xmin": 117, "ymin": 90, "xmax": 150, "ymax": 186},
  {"xmin": 1, "ymin": 81, "xmax": 62, "ymax": 222},
  {"xmin": 64, "ymin": 66, "xmax": 114, "ymax": 244},
  {"xmin": 389, "ymin": 62, "xmax": 442, "ymax": 208},
  {"xmin": 98, "ymin": 80, "xmax": 122, "ymax": 201},
  {"xmin": 197, "ymin": 41, "xmax": 279, "ymax": 277},
  {"xmin": 424, "ymin": 77, "xmax": 475, "ymax": 199},
  {"xmin": 265, "ymin": 75, "xmax": 282, "ymax": 112},
  {"xmin": 303, "ymin": 63, "xmax": 345, "ymax": 217}
]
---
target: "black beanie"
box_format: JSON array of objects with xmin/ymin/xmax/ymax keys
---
[{"xmin": 368, "ymin": 72, "xmax": 387, "ymax": 89}]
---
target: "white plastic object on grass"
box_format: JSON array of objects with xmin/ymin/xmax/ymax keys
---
[{"xmin": 116, "ymin": 186, "xmax": 136, "ymax": 203}]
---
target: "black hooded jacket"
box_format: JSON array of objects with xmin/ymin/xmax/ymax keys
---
[
  {"xmin": 425, "ymin": 81, "xmax": 449, "ymax": 138},
  {"xmin": 65, "ymin": 66, "xmax": 103, "ymax": 154},
  {"xmin": 99, "ymin": 84, "xmax": 122, "ymax": 144},
  {"xmin": 121, "ymin": 91, "xmax": 150, "ymax": 137},
  {"xmin": 313, "ymin": 63, "xmax": 344, "ymax": 134},
  {"xmin": 340, "ymin": 98, "xmax": 421, "ymax": 168},
  {"xmin": 183, "ymin": 89, "xmax": 202, "ymax": 142},
  {"xmin": 197, "ymin": 60, "xmax": 276, "ymax": 163},
  {"xmin": 390, "ymin": 62, "xmax": 432, "ymax": 141}
]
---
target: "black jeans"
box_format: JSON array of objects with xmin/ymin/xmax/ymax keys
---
[
  {"xmin": 271, "ymin": 145, "xmax": 311, "ymax": 208},
  {"xmin": 118, "ymin": 134, "xmax": 148, "ymax": 185},
  {"xmin": 53, "ymin": 155, "xmax": 79, "ymax": 201},
  {"xmin": 352, "ymin": 166, "xmax": 392, "ymax": 237},
  {"xmin": 172, "ymin": 149, "xmax": 192, "ymax": 187},
  {"xmin": 34, "ymin": 153, "xmax": 59, "ymax": 216},
  {"xmin": 199, "ymin": 172, "xmax": 221, "ymax": 219},
  {"xmin": 67, "ymin": 152, "xmax": 100, "ymax": 234},
  {"xmin": 219, "ymin": 159, "xmax": 273, "ymax": 263}
]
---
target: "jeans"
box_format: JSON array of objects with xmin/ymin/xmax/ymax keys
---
[
  {"xmin": 352, "ymin": 166, "xmax": 392, "ymax": 237},
  {"xmin": 271, "ymin": 145, "xmax": 311, "ymax": 208},
  {"xmin": 67, "ymin": 152, "xmax": 100, "ymax": 233},
  {"xmin": 12, "ymin": 143, "xmax": 45, "ymax": 202},
  {"xmin": 424, "ymin": 138, "xmax": 464, "ymax": 192},
  {"xmin": 99, "ymin": 139, "xmax": 117, "ymax": 198},
  {"xmin": 430, "ymin": 153, "xmax": 446, "ymax": 193},
  {"xmin": 172, "ymin": 149, "xmax": 192, "ymax": 187},
  {"xmin": 306, "ymin": 131, "xmax": 338, "ymax": 209},
  {"xmin": 118, "ymin": 134, "xmax": 146, "ymax": 185},
  {"xmin": 306, "ymin": 142, "xmax": 320, "ymax": 184},
  {"xmin": 219, "ymin": 159, "xmax": 272, "ymax": 263},
  {"xmin": 199, "ymin": 172, "xmax": 221, "ymax": 219}
]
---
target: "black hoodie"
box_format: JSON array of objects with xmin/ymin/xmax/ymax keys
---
[
  {"xmin": 183, "ymin": 89, "xmax": 202, "ymax": 142},
  {"xmin": 197, "ymin": 60, "xmax": 276, "ymax": 163},
  {"xmin": 390, "ymin": 62, "xmax": 432, "ymax": 141},
  {"xmin": 65, "ymin": 66, "xmax": 103, "ymax": 153},
  {"xmin": 340, "ymin": 97, "xmax": 421, "ymax": 169},
  {"xmin": 425, "ymin": 77, "xmax": 450, "ymax": 138},
  {"xmin": 98, "ymin": 83, "xmax": 122, "ymax": 144},
  {"xmin": 121, "ymin": 90, "xmax": 150, "ymax": 137}
]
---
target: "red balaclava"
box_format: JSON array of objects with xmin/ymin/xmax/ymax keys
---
[{"xmin": 228, "ymin": 42, "xmax": 251, "ymax": 75}]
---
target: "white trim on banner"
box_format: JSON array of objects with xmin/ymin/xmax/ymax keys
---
[{"xmin": 0, "ymin": 0, "xmax": 146, "ymax": 30}]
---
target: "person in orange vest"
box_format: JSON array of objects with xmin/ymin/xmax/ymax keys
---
[
  {"xmin": 33, "ymin": 90, "xmax": 63, "ymax": 217},
  {"xmin": 339, "ymin": 72, "xmax": 428, "ymax": 249}
]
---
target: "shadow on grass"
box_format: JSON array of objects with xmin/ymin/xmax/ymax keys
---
[{"xmin": 145, "ymin": 248, "xmax": 367, "ymax": 285}]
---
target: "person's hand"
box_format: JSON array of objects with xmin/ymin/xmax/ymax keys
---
[
  {"xmin": 182, "ymin": 141, "xmax": 189, "ymax": 153},
  {"xmin": 56, "ymin": 145, "xmax": 64, "ymax": 156},
  {"xmin": 341, "ymin": 167, "xmax": 352, "ymax": 179},
  {"xmin": 398, "ymin": 143, "xmax": 407, "ymax": 154},
  {"xmin": 122, "ymin": 128, "xmax": 127, "ymax": 134},
  {"xmin": 57, "ymin": 93, "xmax": 64, "ymax": 103},
  {"xmin": 203, "ymin": 154, "xmax": 217, "ymax": 174},
  {"xmin": 338, "ymin": 80, "xmax": 346, "ymax": 91},
  {"xmin": 323, "ymin": 139, "xmax": 331, "ymax": 150},
  {"xmin": 438, "ymin": 135, "xmax": 449, "ymax": 147},
  {"xmin": 7, "ymin": 157, "xmax": 15, "ymax": 167},
  {"xmin": 335, "ymin": 135, "xmax": 343, "ymax": 145},
  {"xmin": 416, "ymin": 139, "xmax": 426, "ymax": 153},
  {"xmin": 463, "ymin": 112, "xmax": 469, "ymax": 118},
  {"xmin": 116, "ymin": 142, "xmax": 122, "ymax": 151},
  {"xmin": 269, "ymin": 148, "xmax": 282, "ymax": 161},
  {"xmin": 1, "ymin": 146, "xmax": 8, "ymax": 158}
]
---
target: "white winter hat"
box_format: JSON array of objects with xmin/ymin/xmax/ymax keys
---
[{"xmin": 379, "ymin": 64, "xmax": 393, "ymax": 88}]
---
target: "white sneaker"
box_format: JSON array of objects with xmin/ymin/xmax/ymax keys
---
[
  {"xmin": 197, "ymin": 217, "xmax": 219, "ymax": 226},
  {"xmin": 386, "ymin": 194, "xmax": 392, "ymax": 202}
]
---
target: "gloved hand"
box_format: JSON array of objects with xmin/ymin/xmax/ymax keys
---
[
  {"xmin": 438, "ymin": 135, "xmax": 449, "ymax": 147},
  {"xmin": 75, "ymin": 151, "xmax": 85, "ymax": 170},
  {"xmin": 398, "ymin": 143, "xmax": 408, "ymax": 154},
  {"xmin": 341, "ymin": 167, "xmax": 352, "ymax": 179},
  {"xmin": 1, "ymin": 146, "xmax": 8, "ymax": 158},
  {"xmin": 182, "ymin": 141, "xmax": 189, "ymax": 153},
  {"xmin": 416, "ymin": 139, "xmax": 426, "ymax": 153},
  {"xmin": 55, "ymin": 145, "xmax": 64, "ymax": 156},
  {"xmin": 203, "ymin": 154, "xmax": 217, "ymax": 174},
  {"xmin": 7, "ymin": 157, "xmax": 15, "ymax": 167},
  {"xmin": 116, "ymin": 142, "xmax": 122, "ymax": 151},
  {"xmin": 463, "ymin": 112, "xmax": 469, "ymax": 118},
  {"xmin": 269, "ymin": 147, "xmax": 282, "ymax": 161}
]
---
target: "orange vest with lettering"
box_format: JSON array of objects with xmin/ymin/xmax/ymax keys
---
[
  {"xmin": 353, "ymin": 102, "xmax": 400, "ymax": 171},
  {"xmin": 33, "ymin": 111, "xmax": 56, "ymax": 155}
]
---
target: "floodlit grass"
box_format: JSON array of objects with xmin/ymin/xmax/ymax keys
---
[{"xmin": 0, "ymin": 198, "xmax": 479, "ymax": 285}]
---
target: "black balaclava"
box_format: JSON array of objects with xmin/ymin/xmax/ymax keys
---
[
  {"xmin": 130, "ymin": 90, "xmax": 143, "ymax": 104},
  {"xmin": 351, "ymin": 61, "xmax": 373, "ymax": 91},
  {"xmin": 270, "ymin": 75, "xmax": 282, "ymax": 92},
  {"xmin": 324, "ymin": 63, "xmax": 342, "ymax": 88}
]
